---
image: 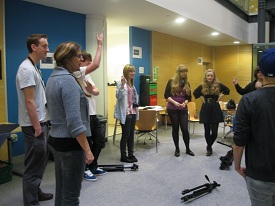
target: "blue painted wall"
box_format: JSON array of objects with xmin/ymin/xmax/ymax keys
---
[
  {"xmin": 129, "ymin": 27, "xmax": 151, "ymax": 96},
  {"xmin": 5, "ymin": 0, "xmax": 86, "ymax": 155},
  {"xmin": 4, "ymin": 2, "xmax": 152, "ymax": 156}
]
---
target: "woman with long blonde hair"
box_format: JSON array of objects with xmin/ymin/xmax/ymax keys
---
[
  {"xmin": 114, "ymin": 64, "xmax": 139, "ymax": 163},
  {"xmin": 193, "ymin": 69, "xmax": 230, "ymax": 156},
  {"xmin": 164, "ymin": 64, "xmax": 194, "ymax": 157}
]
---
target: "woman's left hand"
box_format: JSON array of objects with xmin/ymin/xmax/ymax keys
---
[{"xmin": 181, "ymin": 102, "xmax": 186, "ymax": 108}]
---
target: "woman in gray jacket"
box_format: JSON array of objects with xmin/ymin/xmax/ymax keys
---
[
  {"xmin": 46, "ymin": 42, "xmax": 94, "ymax": 206},
  {"xmin": 114, "ymin": 64, "xmax": 139, "ymax": 163}
]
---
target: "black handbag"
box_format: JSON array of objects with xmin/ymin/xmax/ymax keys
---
[{"xmin": 226, "ymin": 99, "xmax": 236, "ymax": 110}]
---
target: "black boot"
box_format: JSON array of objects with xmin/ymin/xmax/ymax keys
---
[
  {"xmin": 186, "ymin": 149, "xmax": 195, "ymax": 156},
  {"xmin": 206, "ymin": 146, "xmax": 212, "ymax": 156},
  {"xmin": 120, "ymin": 156, "xmax": 134, "ymax": 163},
  {"xmin": 175, "ymin": 149, "xmax": 180, "ymax": 157},
  {"xmin": 129, "ymin": 155, "xmax": 138, "ymax": 162}
]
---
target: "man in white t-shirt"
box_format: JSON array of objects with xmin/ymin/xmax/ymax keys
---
[
  {"xmin": 16, "ymin": 34, "xmax": 53, "ymax": 205},
  {"xmin": 79, "ymin": 52, "xmax": 107, "ymax": 181}
]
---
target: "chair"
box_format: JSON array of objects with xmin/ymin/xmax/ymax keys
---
[
  {"xmin": 135, "ymin": 109, "xmax": 159, "ymax": 152},
  {"xmin": 188, "ymin": 102, "xmax": 200, "ymax": 134},
  {"xmin": 158, "ymin": 107, "xmax": 168, "ymax": 130}
]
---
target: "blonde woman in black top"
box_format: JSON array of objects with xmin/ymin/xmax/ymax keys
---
[
  {"xmin": 164, "ymin": 65, "xmax": 194, "ymax": 157},
  {"xmin": 193, "ymin": 69, "xmax": 230, "ymax": 156}
]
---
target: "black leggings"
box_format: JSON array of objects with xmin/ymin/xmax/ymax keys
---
[
  {"xmin": 203, "ymin": 123, "xmax": 219, "ymax": 149},
  {"xmin": 167, "ymin": 109, "xmax": 190, "ymax": 152},
  {"xmin": 120, "ymin": 114, "xmax": 136, "ymax": 158}
]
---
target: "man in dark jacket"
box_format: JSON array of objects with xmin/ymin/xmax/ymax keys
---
[{"xmin": 233, "ymin": 48, "xmax": 275, "ymax": 205}]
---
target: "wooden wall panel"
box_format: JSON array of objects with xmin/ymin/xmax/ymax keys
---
[
  {"xmin": 0, "ymin": 0, "xmax": 8, "ymax": 160},
  {"xmin": 213, "ymin": 45, "xmax": 253, "ymax": 104},
  {"xmin": 152, "ymin": 32, "xmax": 172, "ymax": 63},
  {"xmin": 202, "ymin": 45, "xmax": 212, "ymax": 63},
  {"xmin": 152, "ymin": 31, "xmax": 212, "ymax": 109},
  {"xmin": 153, "ymin": 61, "xmax": 173, "ymax": 106},
  {"xmin": 152, "ymin": 31, "xmax": 252, "ymax": 111}
]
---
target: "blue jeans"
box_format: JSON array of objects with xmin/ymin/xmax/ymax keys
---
[
  {"xmin": 49, "ymin": 145, "xmax": 85, "ymax": 206},
  {"xmin": 246, "ymin": 176, "xmax": 275, "ymax": 206},
  {"xmin": 22, "ymin": 124, "xmax": 48, "ymax": 206}
]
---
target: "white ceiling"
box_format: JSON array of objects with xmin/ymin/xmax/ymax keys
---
[{"xmin": 23, "ymin": 0, "xmax": 248, "ymax": 46}]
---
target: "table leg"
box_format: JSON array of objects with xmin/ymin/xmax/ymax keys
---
[
  {"xmin": 113, "ymin": 119, "xmax": 118, "ymax": 144},
  {"xmin": 7, "ymin": 136, "xmax": 24, "ymax": 177}
]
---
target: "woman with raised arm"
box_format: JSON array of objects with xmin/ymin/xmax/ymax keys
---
[{"xmin": 114, "ymin": 64, "xmax": 139, "ymax": 163}]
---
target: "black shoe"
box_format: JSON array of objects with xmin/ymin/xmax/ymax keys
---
[
  {"xmin": 38, "ymin": 191, "xmax": 53, "ymax": 201},
  {"xmin": 120, "ymin": 157, "xmax": 134, "ymax": 163},
  {"xmin": 186, "ymin": 150, "xmax": 195, "ymax": 156},
  {"xmin": 175, "ymin": 150, "xmax": 180, "ymax": 157},
  {"xmin": 206, "ymin": 150, "xmax": 212, "ymax": 156},
  {"xmin": 206, "ymin": 146, "xmax": 213, "ymax": 156},
  {"xmin": 129, "ymin": 155, "xmax": 138, "ymax": 162}
]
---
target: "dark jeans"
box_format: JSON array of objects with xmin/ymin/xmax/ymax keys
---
[
  {"xmin": 49, "ymin": 145, "xmax": 85, "ymax": 206},
  {"xmin": 86, "ymin": 115, "xmax": 105, "ymax": 172},
  {"xmin": 203, "ymin": 123, "xmax": 219, "ymax": 149},
  {"xmin": 22, "ymin": 124, "xmax": 48, "ymax": 206},
  {"xmin": 120, "ymin": 114, "xmax": 136, "ymax": 158},
  {"xmin": 167, "ymin": 109, "xmax": 190, "ymax": 152}
]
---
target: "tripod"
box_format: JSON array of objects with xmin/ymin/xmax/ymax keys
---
[
  {"xmin": 98, "ymin": 163, "xmax": 138, "ymax": 172},
  {"xmin": 217, "ymin": 141, "xmax": 234, "ymax": 170},
  {"xmin": 181, "ymin": 175, "xmax": 220, "ymax": 202}
]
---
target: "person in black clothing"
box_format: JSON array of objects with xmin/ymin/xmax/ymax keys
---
[
  {"xmin": 232, "ymin": 67, "xmax": 263, "ymax": 95},
  {"xmin": 193, "ymin": 69, "xmax": 230, "ymax": 156},
  {"xmin": 164, "ymin": 64, "xmax": 194, "ymax": 157},
  {"xmin": 233, "ymin": 48, "xmax": 275, "ymax": 205}
]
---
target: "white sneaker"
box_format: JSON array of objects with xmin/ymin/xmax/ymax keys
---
[
  {"xmin": 83, "ymin": 169, "xmax": 97, "ymax": 181},
  {"xmin": 92, "ymin": 168, "xmax": 107, "ymax": 176}
]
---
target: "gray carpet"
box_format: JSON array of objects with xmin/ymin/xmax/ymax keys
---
[{"xmin": 0, "ymin": 123, "xmax": 251, "ymax": 206}]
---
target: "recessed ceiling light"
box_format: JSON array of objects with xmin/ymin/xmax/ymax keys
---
[
  {"xmin": 175, "ymin": 18, "xmax": 185, "ymax": 23},
  {"xmin": 211, "ymin": 32, "xmax": 219, "ymax": 36},
  {"xmin": 234, "ymin": 41, "xmax": 240, "ymax": 44}
]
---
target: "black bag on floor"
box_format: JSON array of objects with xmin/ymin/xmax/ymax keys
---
[{"xmin": 226, "ymin": 99, "xmax": 236, "ymax": 110}]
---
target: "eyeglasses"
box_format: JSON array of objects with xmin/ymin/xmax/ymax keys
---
[{"xmin": 75, "ymin": 54, "xmax": 83, "ymax": 58}]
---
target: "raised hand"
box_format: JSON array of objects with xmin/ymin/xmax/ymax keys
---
[
  {"xmin": 232, "ymin": 77, "xmax": 238, "ymax": 85},
  {"xmin": 96, "ymin": 32, "xmax": 104, "ymax": 46}
]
